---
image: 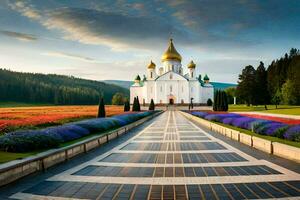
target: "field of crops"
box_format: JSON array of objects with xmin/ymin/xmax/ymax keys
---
[{"xmin": 0, "ymin": 105, "xmax": 124, "ymax": 133}]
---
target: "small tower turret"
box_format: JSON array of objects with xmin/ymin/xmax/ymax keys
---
[
  {"xmin": 134, "ymin": 75, "xmax": 141, "ymax": 83},
  {"xmin": 188, "ymin": 60, "xmax": 196, "ymax": 79},
  {"xmin": 147, "ymin": 60, "xmax": 156, "ymax": 80},
  {"xmin": 203, "ymin": 74, "xmax": 210, "ymax": 83}
]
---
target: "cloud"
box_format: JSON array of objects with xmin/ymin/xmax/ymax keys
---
[
  {"xmin": 42, "ymin": 7, "xmax": 188, "ymax": 51},
  {"xmin": 8, "ymin": 1, "xmax": 189, "ymax": 51},
  {"xmin": 0, "ymin": 30, "xmax": 37, "ymax": 41},
  {"xmin": 41, "ymin": 51, "xmax": 103, "ymax": 63},
  {"xmin": 162, "ymin": 0, "xmax": 300, "ymax": 44},
  {"xmin": 7, "ymin": 0, "xmax": 300, "ymax": 54},
  {"xmin": 9, "ymin": 1, "xmax": 41, "ymax": 20}
]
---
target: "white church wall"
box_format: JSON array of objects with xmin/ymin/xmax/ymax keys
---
[
  {"xmin": 177, "ymin": 81, "xmax": 189, "ymax": 104},
  {"xmin": 189, "ymin": 80, "xmax": 200, "ymax": 103},
  {"xmin": 130, "ymin": 86, "xmax": 144, "ymax": 104},
  {"xmin": 146, "ymin": 80, "xmax": 155, "ymax": 104},
  {"xmin": 201, "ymin": 86, "xmax": 214, "ymax": 104}
]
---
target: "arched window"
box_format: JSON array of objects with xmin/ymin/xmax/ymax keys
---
[
  {"xmin": 191, "ymin": 72, "xmax": 194, "ymax": 78},
  {"xmin": 150, "ymin": 72, "xmax": 153, "ymax": 78},
  {"xmin": 170, "ymin": 85, "xmax": 172, "ymax": 92},
  {"xmin": 191, "ymin": 87, "xmax": 193, "ymax": 93},
  {"xmin": 151, "ymin": 86, "xmax": 153, "ymax": 93},
  {"xmin": 160, "ymin": 86, "xmax": 162, "ymax": 92},
  {"xmin": 170, "ymin": 73, "xmax": 173, "ymax": 79}
]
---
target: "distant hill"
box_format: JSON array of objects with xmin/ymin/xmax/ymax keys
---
[
  {"xmin": 104, "ymin": 80, "xmax": 133, "ymax": 89},
  {"xmin": 104, "ymin": 80, "xmax": 237, "ymax": 90},
  {"xmin": 210, "ymin": 82, "xmax": 237, "ymax": 90},
  {"xmin": 0, "ymin": 69, "xmax": 129, "ymax": 105}
]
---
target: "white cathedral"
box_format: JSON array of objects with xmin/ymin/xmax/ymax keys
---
[{"xmin": 130, "ymin": 39, "xmax": 214, "ymax": 105}]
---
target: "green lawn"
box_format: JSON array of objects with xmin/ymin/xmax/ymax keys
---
[
  {"xmin": 0, "ymin": 151, "xmax": 39, "ymax": 164},
  {"xmin": 229, "ymin": 105, "xmax": 300, "ymax": 115},
  {"xmin": 213, "ymin": 121, "xmax": 300, "ymax": 148},
  {"xmin": 0, "ymin": 101, "xmax": 52, "ymax": 108}
]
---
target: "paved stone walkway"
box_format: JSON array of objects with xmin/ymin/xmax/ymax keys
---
[{"xmin": 9, "ymin": 111, "xmax": 300, "ymax": 199}]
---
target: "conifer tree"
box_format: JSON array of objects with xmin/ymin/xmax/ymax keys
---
[
  {"xmin": 207, "ymin": 98, "xmax": 213, "ymax": 106},
  {"xmin": 217, "ymin": 90, "xmax": 221, "ymax": 111},
  {"xmin": 213, "ymin": 91, "xmax": 217, "ymax": 111},
  {"xmin": 149, "ymin": 99, "xmax": 155, "ymax": 110},
  {"xmin": 132, "ymin": 97, "xmax": 137, "ymax": 111},
  {"xmin": 224, "ymin": 91, "xmax": 229, "ymax": 111},
  {"xmin": 222, "ymin": 91, "xmax": 226, "ymax": 111},
  {"xmin": 124, "ymin": 100, "xmax": 130, "ymax": 112},
  {"xmin": 136, "ymin": 96, "xmax": 141, "ymax": 111},
  {"xmin": 213, "ymin": 90, "xmax": 228, "ymax": 111},
  {"xmin": 97, "ymin": 97, "xmax": 106, "ymax": 118}
]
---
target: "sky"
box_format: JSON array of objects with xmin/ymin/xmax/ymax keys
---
[{"xmin": 0, "ymin": 0, "xmax": 299, "ymax": 83}]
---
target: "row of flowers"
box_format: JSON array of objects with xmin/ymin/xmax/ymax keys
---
[
  {"xmin": 0, "ymin": 105, "xmax": 124, "ymax": 131},
  {"xmin": 189, "ymin": 111, "xmax": 300, "ymax": 142},
  {"xmin": 0, "ymin": 111, "xmax": 156, "ymax": 152}
]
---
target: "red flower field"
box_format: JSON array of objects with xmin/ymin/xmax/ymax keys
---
[
  {"xmin": 0, "ymin": 105, "xmax": 124, "ymax": 132},
  {"xmin": 239, "ymin": 113, "xmax": 300, "ymax": 125}
]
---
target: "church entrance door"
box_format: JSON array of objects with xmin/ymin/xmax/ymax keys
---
[{"xmin": 167, "ymin": 94, "xmax": 176, "ymax": 105}]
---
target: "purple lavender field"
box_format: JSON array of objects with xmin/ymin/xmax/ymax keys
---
[{"xmin": 190, "ymin": 111, "xmax": 300, "ymax": 142}]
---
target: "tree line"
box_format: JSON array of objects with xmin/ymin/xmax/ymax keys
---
[
  {"xmin": 0, "ymin": 69, "xmax": 129, "ymax": 105},
  {"xmin": 236, "ymin": 48, "xmax": 300, "ymax": 106}
]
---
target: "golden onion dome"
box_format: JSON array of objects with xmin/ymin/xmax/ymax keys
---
[
  {"xmin": 147, "ymin": 60, "xmax": 156, "ymax": 69},
  {"xmin": 188, "ymin": 60, "xmax": 196, "ymax": 69},
  {"xmin": 161, "ymin": 38, "xmax": 182, "ymax": 62}
]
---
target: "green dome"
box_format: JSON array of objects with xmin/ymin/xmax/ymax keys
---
[
  {"xmin": 203, "ymin": 74, "xmax": 209, "ymax": 80},
  {"xmin": 135, "ymin": 75, "xmax": 141, "ymax": 81}
]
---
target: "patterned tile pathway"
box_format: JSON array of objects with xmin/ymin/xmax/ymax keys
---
[{"xmin": 10, "ymin": 111, "xmax": 300, "ymax": 199}]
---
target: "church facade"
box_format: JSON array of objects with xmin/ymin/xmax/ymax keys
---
[{"xmin": 130, "ymin": 39, "xmax": 214, "ymax": 105}]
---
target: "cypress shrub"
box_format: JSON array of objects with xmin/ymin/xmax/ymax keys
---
[
  {"xmin": 97, "ymin": 97, "xmax": 106, "ymax": 118},
  {"xmin": 221, "ymin": 91, "xmax": 225, "ymax": 111},
  {"xmin": 224, "ymin": 91, "xmax": 229, "ymax": 111},
  {"xmin": 149, "ymin": 99, "xmax": 155, "ymax": 110},
  {"xmin": 207, "ymin": 98, "xmax": 213, "ymax": 106},
  {"xmin": 136, "ymin": 96, "xmax": 141, "ymax": 111},
  {"xmin": 132, "ymin": 97, "xmax": 138, "ymax": 111},
  {"xmin": 213, "ymin": 90, "xmax": 228, "ymax": 111},
  {"xmin": 217, "ymin": 90, "xmax": 221, "ymax": 111},
  {"xmin": 124, "ymin": 100, "xmax": 130, "ymax": 112},
  {"xmin": 132, "ymin": 97, "xmax": 136, "ymax": 111},
  {"xmin": 213, "ymin": 91, "xmax": 217, "ymax": 111}
]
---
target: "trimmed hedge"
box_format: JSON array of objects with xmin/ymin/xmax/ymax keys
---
[
  {"xmin": 189, "ymin": 111, "xmax": 300, "ymax": 142},
  {"xmin": 0, "ymin": 111, "xmax": 156, "ymax": 152}
]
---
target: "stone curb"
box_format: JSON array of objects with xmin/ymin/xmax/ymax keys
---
[
  {"xmin": 180, "ymin": 111, "xmax": 300, "ymax": 163},
  {"xmin": 0, "ymin": 111, "xmax": 163, "ymax": 187}
]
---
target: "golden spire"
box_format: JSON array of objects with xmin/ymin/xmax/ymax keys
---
[
  {"xmin": 188, "ymin": 60, "xmax": 196, "ymax": 69},
  {"xmin": 161, "ymin": 38, "xmax": 182, "ymax": 62},
  {"xmin": 147, "ymin": 60, "xmax": 156, "ymax": 69}
]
